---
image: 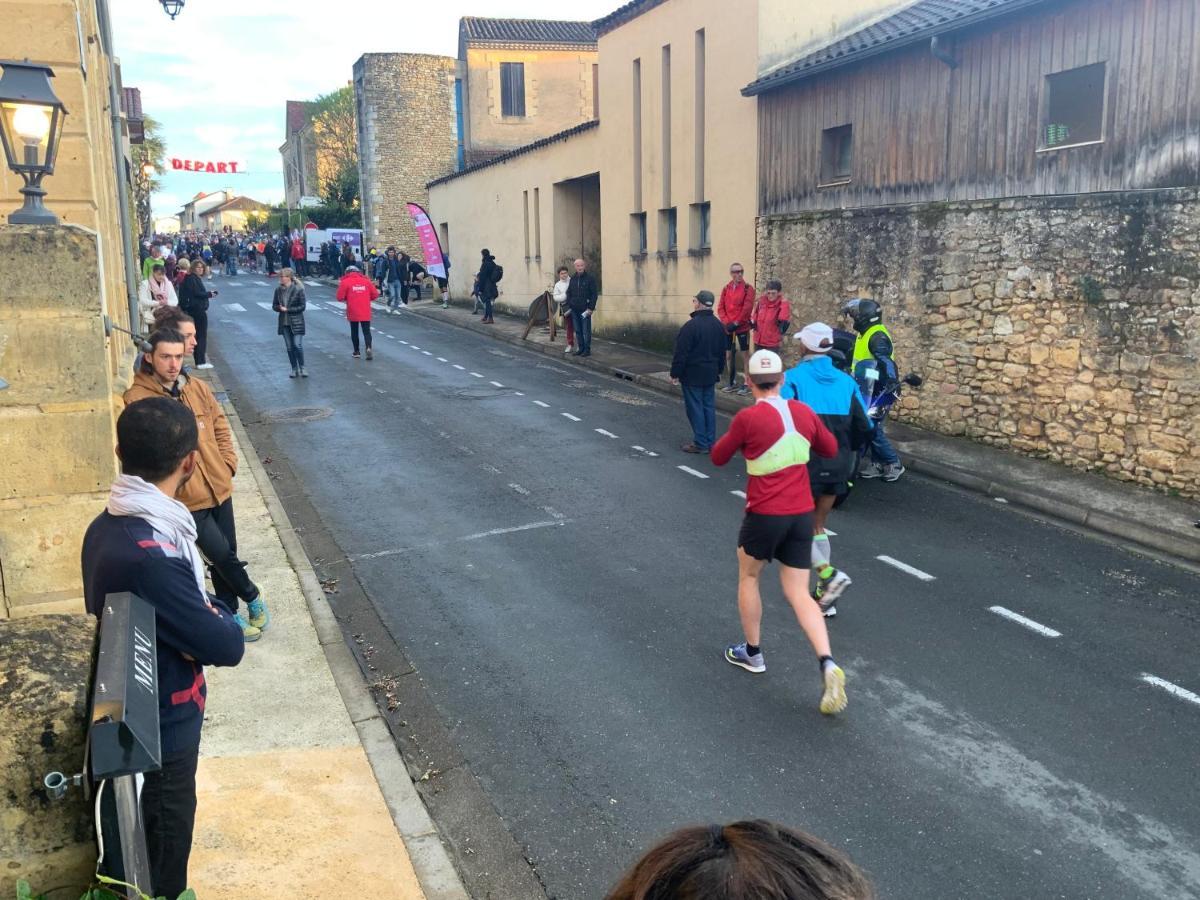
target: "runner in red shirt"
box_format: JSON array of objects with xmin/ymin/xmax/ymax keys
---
[
  {"xmin": 335, "ymin": 266, "xmax": 380, "ymax": 360},
  {"xmin": 710, "ymin": 350, "xmax": 848, "ymax": 715}
]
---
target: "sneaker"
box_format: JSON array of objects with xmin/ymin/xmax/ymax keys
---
[
  {"xmin": 352, "ymin": 352, "xmax": 361, "ymax": 359},
  {"xmin": 820, "ymin": 664, "xmax": 847, "ymax": 715},
  {"xmin": 366, "ymin": 348, "xmax": 374, "ymax": 360},
  {"xmin": 564, "ymin": 345, "xmax": 574, "ymax": 353},
  {"xmin": 234, "ymin": 613, "xmax": 262, "ymax": 642},
  {"xmin": 720, "ymin": 384, "xmax": 737, "ymax": 393},
  {"xmin": 196, "ymin": 362, "xmax": 215, "ymax": 370},
  {"xmin": 736, "ymin": 385, "xmax": 751, "ymax": 396},
  {"xmin": 859, "ymin": 462, "xmax": 885, "ymax": 479},
  {"xmin": 814, "ymin": 567, "xmax": 852, "ymax": 613},
  {"xmin": 883, "ymin": 463, "xmax": 906, "ymax": 482},
  {"xmin": 300, "ymin": 367, "xmax": 308, "ymax": 378},
  {"xmin": 289, "ymin": 369, "xmax": 298, "ymax": 378},
  {"xmin": 823, "ymin": 605, "xmax": 838, "ymax": 619},
  {"xmin": 724, "ymin": 642, "xmax": 766, "ymax": 674},
  {"xmin": 680, "ymin": 442, "xmax": 706, "ymax": 454},
  {"xmin": 247, "ymin": 596, "xmax": 270, "ymax": 632}
]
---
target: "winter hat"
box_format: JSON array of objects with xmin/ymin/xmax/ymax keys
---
[{"xmin": 797, "ymin": 322, "xmax": 834, "ymax": 354}]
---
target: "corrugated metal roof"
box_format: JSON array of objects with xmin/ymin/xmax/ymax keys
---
[
  {"xmin": 460, "ymin": 17, "xmax": 597, "ymax": 46},
  {"xmin": 743, "ymin": 0, "xmax": 1050, "ymax": 96}
]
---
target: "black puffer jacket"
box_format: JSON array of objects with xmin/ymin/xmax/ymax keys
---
[
  {"xmin": 670, "ymin": 308, "xmax": 728, "ymax": 387},
  {"xmin": 178, "ymin": 273, "xmax": 212, "ymax": 314},
  {"xmin": 273, "ymin": 281, "xmax": 306, "ymax": 335}
]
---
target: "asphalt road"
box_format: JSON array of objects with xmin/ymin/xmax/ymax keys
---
[{"xmin": 202, "ymin": 272, "xmax": 1200, "ymax": 900}]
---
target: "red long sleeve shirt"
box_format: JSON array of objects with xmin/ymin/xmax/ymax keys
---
[{"xmin": 711, "ymin": 398, "xmax": 838, "ymax": 515}]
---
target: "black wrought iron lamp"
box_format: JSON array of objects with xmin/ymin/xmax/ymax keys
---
[
  {"xmin": 0, "ymin": 61, "xmax": 66, "ymax": 226},
  {"xmin": 160, "ymin": 0, "xmax": 185, "ymax": 19}
]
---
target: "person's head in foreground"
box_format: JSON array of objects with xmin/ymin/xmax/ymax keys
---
[{"xmin": 605, "ymin": 820, "xmax": 873, "ymax": 900}]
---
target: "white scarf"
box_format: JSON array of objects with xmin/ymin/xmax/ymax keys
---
[{"xmin": 107, "ymin": 474, "xmax": 209, "ymax": 603}]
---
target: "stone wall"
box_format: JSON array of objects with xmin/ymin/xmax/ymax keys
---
[
  {"xmin": 756, "ymin": 189, "xmax": 1200, "ymax": 497},
  {"xmin": 355, "ymin": 54, "xmax": 459, "ymax": 253}
]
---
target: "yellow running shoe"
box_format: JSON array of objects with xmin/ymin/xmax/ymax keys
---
[{"xmin": 820, "ymin": 664, "xmax": 847, "ymax": 715}]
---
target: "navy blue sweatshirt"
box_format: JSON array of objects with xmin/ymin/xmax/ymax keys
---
[{"xmin": 82, "ymin": 511, "xmax": 244, "ymax": 754}]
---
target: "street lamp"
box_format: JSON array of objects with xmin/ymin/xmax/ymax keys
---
[
  {"xmin": 159, "ymin": 0, "xmax": 185, "ymax": 19},
  {"xmin": 0, "ymin": 61, "xmax": 67, "ymax": 225},
  {"xmin": 141, "ymin": 162, "xmax": 155, "ymax": 178}
]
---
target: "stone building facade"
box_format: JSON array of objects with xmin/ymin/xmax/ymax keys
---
[
  {"xmin": 757, "ymin": 189, "xmax": 1200, "ymax": 497},
  {"xmin": 280, "ymin": 99, "xmax": 317, "ymax": 208},
  {"xmin": 353, "ymin": 53, "xmax": 459, "ymax": 252}
]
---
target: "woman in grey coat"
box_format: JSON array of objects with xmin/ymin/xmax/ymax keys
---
[{"xmin": 273, "ymin": 268, "xmax": 308, "ymax": 377}]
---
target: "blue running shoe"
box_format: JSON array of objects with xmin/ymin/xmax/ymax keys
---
[
  {"xmin": 247, "ymin": 596, "xmax": 270, "ymax": 632},
  {"xmin": 234, "ymin": 613, "xmax": 262, "ymax": 642},
  {"xmin": 724, "ymin": 642, "xmax": 765, "ymax": 674}
]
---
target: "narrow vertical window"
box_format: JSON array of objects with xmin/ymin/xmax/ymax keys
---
[
  {"xmin": 522, "ymin": 190, "xmax": 530, "ymax": 259},
  {"xmin": 533, "ymin": 187, "xmax": 541, "ymax": 258},
  {"xmin": 694, "ymin": 29, "xmax": 705, "ymax": 203},
  {"xmin": 661, "ymin": 44, "xmax": 672, "ymax": 208},
  {"xmin": 632, "ymin": 59, "xmax": 642, "ymax": 213},
  {"xmin": 820, "ymin": 124, "xmax": 853, "ymax": 185},
  {"xmin": 592, "ymin": 64, "xmax": 600, "ymax": 120},
  {"xmin": 501, "ymin": 62, "xmax": 526, "ymax": 117}
]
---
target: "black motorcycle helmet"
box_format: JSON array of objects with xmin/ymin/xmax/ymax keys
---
[{"xmin": 840, "ymin": 298, "xmax": 883, "ymax": 334}]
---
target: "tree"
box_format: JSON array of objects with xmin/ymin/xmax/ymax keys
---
[
  {"xmin": 310, "ymin": 86, "xmax": 360, "ymax": 210},
  {"xmin": 130, "ymin": 115, "xmax": 165, "ymax": 236}
]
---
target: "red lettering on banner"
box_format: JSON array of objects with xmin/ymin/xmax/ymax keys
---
[
  {"xmin": 204, "ymin": 161, "xmax": 215, "ymax": 172},
  {"xmin": 229, "ymin": 162, "xmax": 239, "ymax": 174},
  {"xmin": 192, "ymin": 160, "xmax": 203, "ymax": 172},
  {"xmin": 183, "ymin": 160, "xmax": 193, "ymax": 171},
  {"xmin": 216, "ymin": 162, "xmax": 227, "ymax": 173},
  {"xmin": 171, "ymin": 158, "xmax": 182, "ymax": 170}
]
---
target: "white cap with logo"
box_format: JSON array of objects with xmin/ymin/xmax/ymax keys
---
[{"xmin": 746, "ymin": 349, "xmax": 783, "ymax": 378}]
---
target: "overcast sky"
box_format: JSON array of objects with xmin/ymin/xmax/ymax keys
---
[{"xmin": 112, "ymin": 0, "xmax": 616, "ymax": 220}]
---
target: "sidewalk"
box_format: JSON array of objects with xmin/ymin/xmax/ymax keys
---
[
  {"xmin": 402, "ymin": 300, "xmax": 1200, "ymax": 568},
  {"xmin": 181, "ymin": 371, "xmax": 468, "ymax": 899}
]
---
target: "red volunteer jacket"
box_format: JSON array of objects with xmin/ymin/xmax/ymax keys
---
[
  {"xmin": 751, "ymin": 295, "xmax": 791, "ymax": 348},
  {"xmin": 336, "ymin": 272, "xmax": 380, "ymax": 322},
  {"xmin": 717, "ymin": 281, "xmax": 756, "ymax": 335}
]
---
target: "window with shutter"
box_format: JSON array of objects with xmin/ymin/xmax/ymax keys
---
[{"xmin": 500, "ymin": 62, "xmax": 526, "ymax": 118}]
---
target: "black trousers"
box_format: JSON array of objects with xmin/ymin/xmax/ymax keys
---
[
  {"xmin": 191, "ymin": 309, "xmax": 208, "ymax": 365},
  {"xmin": 192, "ymin": 497, "xmax": 258, "ymax": 614},
  {"xmin": 142, "ymin": 745, "xmax": 200, "ymax": 900},
  {"xmin": 350, "ymin": 320, "xmax": 372, "ymax": 353}
]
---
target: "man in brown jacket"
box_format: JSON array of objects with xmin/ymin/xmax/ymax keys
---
[{"xmin": 124, "ymin": 328, "xmax": 269, "ymax": 641}]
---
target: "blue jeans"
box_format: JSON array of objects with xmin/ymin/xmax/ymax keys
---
[
  {"xmin": 282, "ymin": 327, "xmax": 304, "ymax": 370},
  {"xmin": 681, "ymin": 383, "xmax": 716, "ymax": 450},
  {"xmin": 224, "ymin": 258, "xmax": 237, "ymax": 276},
  {"xmin": 571, "ymin": 310, "xmax": 592, "ymax": 353},
  {"xmin": 386, "ymin": 280, "xmax": 402, "ymax": 308},
  {"xmin": 868, "ymin": 415, "xmax": 900, "ymax": 465}
]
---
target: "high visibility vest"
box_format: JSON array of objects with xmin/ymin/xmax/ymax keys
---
[
  {"xmin": 745, "ymin": 398, "xmax": 812, "ymax": 476},
  {"xmin": 853, "ymin": 323, "xmax": 892, "ymax": 365}
]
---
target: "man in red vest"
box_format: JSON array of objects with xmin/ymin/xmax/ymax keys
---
[{"xmin": 335, "ymin": 265, "xmax": 380, "ymax": 360}]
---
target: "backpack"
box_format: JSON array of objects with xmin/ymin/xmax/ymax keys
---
[{"xmin": 493, "ymin": 264, "xmax": 503, "ymax": 283}]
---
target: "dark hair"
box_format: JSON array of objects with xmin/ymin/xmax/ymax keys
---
[
  {"xmin": 766, "ymin": 279, "xmax": 783, "ymax": 292},
  {"xmin": 151, "ymin": 262, "xmax": 165, "ymax": 272},
  {"xmin": 151, "ymin": 307, "xmax": 194, "ymax": 330},
  {"xmin": 749, "ymin": 376, "xmax": 781, "ymax": 389},
  {"xmin": 606, "ymin": 820, "xmax": 873, "ymax": 900},
  {"xmin": 117, "ymin": 398, "xmax": 198, "ymax": 483},
  {"xmin": 147, "ymin": 328, "xmax": 185, "ymax": 352},
  {"xmin": 557, "ymin": 266, "xmax": 569, "ymax": 275}
]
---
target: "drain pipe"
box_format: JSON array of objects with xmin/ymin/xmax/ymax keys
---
[
  {"xmin": 930, "ymin": 35, "xmax": 958, "ymax": 69},
  {"xmin": 95, "ymin": 0, "xmax": 141, "ymax": 335}
]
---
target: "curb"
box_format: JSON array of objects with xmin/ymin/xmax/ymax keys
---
[
  {"xmin": 407, "ymin": 305, "xmax": 1200, "ymax": 569},
  {"xmin": 211, "ymin": 374, "xmax": 471, "ymax": 900}
]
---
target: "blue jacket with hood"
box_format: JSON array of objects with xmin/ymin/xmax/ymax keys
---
[{"xmin": 782, "ymin": 354, "xmax": 874, "ymax": 486}]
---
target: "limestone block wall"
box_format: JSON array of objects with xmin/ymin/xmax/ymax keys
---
[
  {"xmin": 0, "ymin": 226, "xmax": 129, "ymax": 617},
  {"xmin": 756, "ymin": 189, "xmax": 1200, "ymax": 497},
  {"xmin": 355, "ymin": 54, "xmax": 459, "ymax": 254}
]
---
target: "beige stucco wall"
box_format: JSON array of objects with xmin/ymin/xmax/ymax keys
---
[
  {"xmin": 756, "ymin": 0, "xmax": 900, "ymax": 77},
  {"xmin": 463, "ymin": 45, "xmax": 598, "ymax": 158},
  {"xmin": 0, "ymin": 0, "xmax": 136, "ymax": 617},
  {"xmin": 428, "ymin": 125, "xmax": 601, "ymax": 311},
  {"xmin": 595, "ymin": 0, "xmax": 760, "ymax": 345}
]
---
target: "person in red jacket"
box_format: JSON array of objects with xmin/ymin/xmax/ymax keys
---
[
  {"xmin": 717, "ymin": 262, "xmax": 755, "ymax": 395},
  {"xmin": 335, "ymin": 265, "xmax": 380, "ymax": 360},
  {"xmin": 749, "ymin": 279, "xmax": 791, "ymax": 353},
  {"xmin": 290, "ymin": 236, "xmax": 306, "ymax": 277},
  {"xmin": 710, "ymin": 349, "xmax": 848, "ymax": 715}
]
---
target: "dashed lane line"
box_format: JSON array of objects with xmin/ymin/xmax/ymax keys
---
[
  {"xmin": 508, "ymin": 483, "xmax": 531, "ymax": 495},
  {"xmin": 988, "ymin": 606, "xmax": 1062, "ymax": 638},
  {"xmin": 877, "ymin": 555, "xmax": 936, "ymax": 581},
  {"xmin": 595, "ymin": 428, "xmax": 619, "ymax": 439},
  {"xmin": 632, "ymin": 445, "xmax": 660, "ymax": 457},
  {"xmin": 470, "ymin": 371, "xmax": 484, "ymax": 378},
  {"xmin": 437, "ymin": 357, "xmax": 448, "ymax": 362},
  {"xmin": 731, "ymin": 490, "xmax": 747, "ymax": 499},
  {"xmin": 423, "ymin": 351, "xmax": 433, "ymax": 356},
  {"xmin": 677, "ymin": 465, "xmax": 709, "ymax": 479},
  {"xmin": 255, "ymin": 301, "xmax": 273, "ymax": 311},
  {"xmin": 561, "ymin": 413, "xmax": 581, "ymax": 422},
  {"xmin": 490, "ymin": 381, "xmax": 505, "ymax": 388},
  {"xmin": 225, "ymin": 302, "xmax": 246, "ymax": 312},
  {"xmin": 533, "ymin": 400, "xmax": 551, "ymax": 408},
  {"xmin": 453, "ymin": 364, "xmax": 465, "ymax": 370},
  {"xmin": 514, "ymin": 391, "xmax": 525, "ymax": 396},
  {"xmin": 1141, "ymin": 674, "xmax": 1200, "ymax": 708}
]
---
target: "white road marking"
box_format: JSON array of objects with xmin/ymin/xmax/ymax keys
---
[
  {"xmin": 470, "ymin": 371, "xmax": 484, "ymax": 378},
  {"xmin": 482, "ymin": 464, "xmax": 502, "ymax": 475},
  {"xmin": 255, "ymin": 301, "xmax": 273, "ymax": 311},
  {"xmin": 490, "ymin": 381, "xmax": 505, "ymax": 387},
  {"xmin": 877, "ymin": 555, "xmax": 936, "ymax": 581},
  {"xmin": 1141, "ymin": 674, "xmax": 1200, "ymax": 708},
  {"xmin": 398, "ymin": 339, "xmax": 409, "ymax": 344},
  {"xmin": 456, "ymin": 445, "xmax": 475, "ymax": 455},
  {"xmin": 423, "ymin": 351, "xmax": 433, "ymax": 356},
  {"xmin": 631, "ymin": 445, "xmax": 660, "ymax": 457},
  {"xmin": 677, "ymin": 465, "xmax": 709, "ymax": 479},
  {"xmin": 561, "ymin": 413, "xmax": 581, "ymax": 421},
  {"xmin": 988, "ymin": 606, "xmax": 1062, "ymax": 638},
  {"xmin": 731, "ymin": 490, "xmax": 747, "ymax": 499},
  {"xmin": 508, "ymin": 483, "xmax": 530, "ymax": 495},
  {"xmin": 385, "ymin": 334, "xmax": 395, "ymax": 339},
  {"xmin": 453, "ymin": 364, "xmax": 466, "ymax": 370},
  {"xmin": 411, "ymin": 345, "xmax": 421, "ymax": 350},
  {"xmin": 825, "ymin": 529, "xmax": 838, "ymax": 537},
  {"xmin": 437, "ymin": 357, "xmax": 448, "ymax": 362},
  {"xmin": 514, "ymin": 391, "xmax": 525, "ymax": 396},
  {"xmin": 375, "ymin": 388, "xmax": 387, "ymax": 395},
  {"xmin": 304, "ymin": 280, "xmax": 321, "ymax": 287},
  {"xmin": 542, "ymin": 506, "xmax": 566, "ymax": 519},
  {"xmin": 351, "ymin": 519, "xmax": 567, "ymax": 560},
  {"xmin": 225, "ymin": 302, "xmax": 246, "ymax": 312},
  {"xmin": 595, "ymin": 428, "xmax": 619, "ymax": 439},
  {"xmin": 532, "ymin": 400, "xmax": 551, "ymax": 408},
  {"xmin": 254, "ymin": 280, "xmax": 270, "ymax": 286}
]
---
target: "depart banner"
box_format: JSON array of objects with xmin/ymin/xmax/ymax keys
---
[
  {"xmin": 169, "ymin": 158, "xmax": 242, "ymax": 174},
  {"xmin": 406, "ymin": 203, "xmax": 447, "ymax": 279}
]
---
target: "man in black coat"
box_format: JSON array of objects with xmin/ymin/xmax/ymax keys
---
[
  {"xmin": 565, "ymin": 257, "xmax": 599, "ymax": 357},
  {"xmin": 670, "ymin": 289, "xmax": 728, "ymax": 453}
]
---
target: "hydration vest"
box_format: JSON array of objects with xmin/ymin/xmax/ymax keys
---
[{"xmin": 745, "ymin": 398, "xmax": 812, "ymax": 476}]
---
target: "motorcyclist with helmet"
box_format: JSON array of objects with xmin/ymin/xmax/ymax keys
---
[{"xmin": 841, "ymin": 298, "xmax": 905, "ymax": 482}]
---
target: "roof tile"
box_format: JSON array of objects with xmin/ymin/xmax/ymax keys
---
[{"xmin": 460, "ymin": 17, "xmax": 596, "ymax": 46}]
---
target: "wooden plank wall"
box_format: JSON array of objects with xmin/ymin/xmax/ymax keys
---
[{"xmin": 758, "ymin": 0, "xmax": 1200, "ymax": 214}]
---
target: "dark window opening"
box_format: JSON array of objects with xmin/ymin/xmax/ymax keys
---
[
  {"xmin": 592, "ymin": 64, "xmax": 600, "ymax": 119},
  {"xmin": 1044, "ymin": 62, "xmax": 1105, "ymax": 148},
  {"xmin": 501, "ymin": 62, "xmax": 526, "ymax": 117},
  {"xmin": 630, "ymin": 212, "xmax": 647, "ymax": 255},
  {"xmin": 659, "ymin": 207, "xmax": 677, "ymax": 252},
  {"xmin": 691, "ymin": 201, "xmax": 711, "ymax": 250},
  {"xmin": 820, "ymin": 124, "xmax": 853, "ymax": 185}
]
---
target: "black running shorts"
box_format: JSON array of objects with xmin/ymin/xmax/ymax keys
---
[
  {"xmin": 727, "ymin": 332, "xmax": 750, "ymax": 351},
  {"xmin": 738, "ymin": 511, "xmax": 815, "ymax": 568}
]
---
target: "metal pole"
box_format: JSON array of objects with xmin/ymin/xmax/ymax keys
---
[{"xmin": 95, "ymin": 0, "xmax": 141, "ymax": 334}]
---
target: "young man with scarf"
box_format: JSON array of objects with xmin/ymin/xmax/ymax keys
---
[
  {"xmin": 82, "ymin": 397, "xmax": 245, "ymax": 898},
  {"xmin": 124, "ymin": 329, "xmax": 271, "ymax": 639}
]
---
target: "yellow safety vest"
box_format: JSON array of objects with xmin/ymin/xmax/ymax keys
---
[
  {"xmin": 745, "ymin": 398, "xmax": 811, "ymax": 476},
  {"xmin": 853, "ymin": 323, "xmax": 892, "ymax": 365}
]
